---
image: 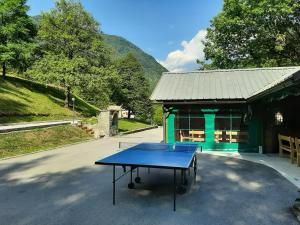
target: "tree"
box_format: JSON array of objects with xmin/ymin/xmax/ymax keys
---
[
  {"xmin": 28, "ymin": 0, "xmax": 112, "ymax": 107},
  {"xmin": 27, "ymin": 53, "xmax": 84, "ymax": 107},
  {"xmin": 202, "ymin": 0, "xmax": 300, "ymax": 69},
  {"xmin": 112, "ymin": 53, "xmax": 152, "ymax": 119},
  {"xmin": 0, "ymin": 0, "xmax": 36, "ymax": 77}
]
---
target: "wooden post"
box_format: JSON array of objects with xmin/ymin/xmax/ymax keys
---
[{"xmin": 163, "ymin": 106, "xmax": 166, "ymax": 143}]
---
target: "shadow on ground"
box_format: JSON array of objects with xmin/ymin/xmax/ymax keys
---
[{"xmin": 0, "ymin": 154, "xmax": 298, "ymax": 225}]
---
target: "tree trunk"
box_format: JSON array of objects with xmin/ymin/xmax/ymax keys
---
[
  {"xmin": 2, "ymin": 62, "xmax": 6, "ymax": 77},
  {"xmin": 64, "ymin": 85, "xmax": 71, "ymax": 108},
  {"xmin": 127, "ymin": 110, "xmax": 131, "ymax": 119}
]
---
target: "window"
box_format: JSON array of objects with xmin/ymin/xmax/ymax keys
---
[
  {"xmin": 275, "ymin": 112, "xmax": 283, "ymax": 125},
  {"xmin": 175, "ymin": 111, "xmax": 205, "ymax": 142},
  {"xmin": 214, "ymin": 112, "xmax": 248, "ymax": 143}
]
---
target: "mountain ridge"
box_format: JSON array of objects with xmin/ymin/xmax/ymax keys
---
[
  {"xmin": 102, "ymin": 34, "xmax": 168, "ymax": 88},
  {"xmin": 32, "ymin": 15, "xmax": 167, "ymax": 88}
]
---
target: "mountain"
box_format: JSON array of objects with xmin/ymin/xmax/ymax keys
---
[
  {"xmin": 31, "ymin": 16, "xmax": 167, "ymax": 88},
  {"xmin": 102, "ymin": 34, "xmax": 168, "ymax": 88}
]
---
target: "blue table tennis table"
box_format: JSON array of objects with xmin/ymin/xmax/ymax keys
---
[{"xmin": 95, "ymin": 143, "xmax": 199, "ymax": 211}]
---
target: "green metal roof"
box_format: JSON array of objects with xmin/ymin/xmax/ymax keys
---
[{"xmin": 150, "ymin": 67, "xmax": 300, "ymax": 101}]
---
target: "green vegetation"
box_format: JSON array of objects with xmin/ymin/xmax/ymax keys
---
[
  {"xmin": 81, "ymin": 116, "xmax": 98, "ymax": 125},
  {"xmin": 0, "ymin": 125, "xmax": 93, "ymax": 159},
  {"xmin": 118, "ymin": 118, "xmax": 151, "ymax": 132},
  {"xmin": 0, "ymin": 76, "xmax": 99, "ymax": 124},
  {"xmin": 103, "ymin": 34, "xmax": 167, "ymax": 89},
  {"xmin": 27, "ymin": 0, "xmax": 117, "ymax": 108},
  {"xmin": 0, "ymin": 0, "xmax": 36, "ymax": 77},
  {"xmin": 112, "ymin": 53, "xmax": 152, "ymax": 119},
  {"xmin": 202, "ymin": 0, "xmax": 300, "ymax": 69},
  {"xmin": 152, "ymin": 105, "xmax": 163, "ymax": 126},
  {"xmin": 1, "ymin": 0, "xmax": 163, "ymax": 125}
]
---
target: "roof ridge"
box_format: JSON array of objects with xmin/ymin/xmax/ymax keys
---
[{"xmin": 163, "ymin": 66, "xmax": 300, "ymax": 75}]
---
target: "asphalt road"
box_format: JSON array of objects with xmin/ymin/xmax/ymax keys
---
[{"xmin": 0, "ymin": 127, "xmax": 298, "ymax": 225}]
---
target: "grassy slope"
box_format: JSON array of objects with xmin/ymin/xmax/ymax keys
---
[
  {"xmin": 118, "ymin": 118, "xmax": 151, "ymax": 132},
  {"xmin": 0, "ymin": 76, "xmax": 99, "ymax": 123},
  {"xmin": 103, "ymin": 34, "xmax": 168, "ymax": 89},
  {"xmin": 0, "ymin": 125, "xmax": 92, "ymax": 159}
]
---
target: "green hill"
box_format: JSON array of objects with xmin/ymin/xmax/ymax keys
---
[
  {"xmin": 32, "ymin": 16, "xmax": 167, "ymax": 88},
  {"xmin": 103, "ymin": 34, "xmax": 168, "ymax": 88},
  {"xmin": 0, "ymin": 76, "xmax": 99, "ymax": 124}
]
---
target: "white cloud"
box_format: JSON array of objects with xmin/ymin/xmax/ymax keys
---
[{"xmin": 158, "ymin": 30, "xmax": 207, "ymax": 72}]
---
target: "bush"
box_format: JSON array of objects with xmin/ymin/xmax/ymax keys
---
[{"xmin": 153, "ymin": 105, "xmax": 163, "ymax": 126}]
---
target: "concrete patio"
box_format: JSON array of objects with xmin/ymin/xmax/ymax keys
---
[
  {"xmin": 204, "ymin": 151, "xmax": 300, "ymax": 188},
  {"xmin": 0, "ymin": 127, "xmax": 299, "ymax": 225}
]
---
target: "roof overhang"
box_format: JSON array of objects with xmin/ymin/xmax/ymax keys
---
[
  {"xmin": 150, "ymin": 67, "xmax": 300, "ymax": 103},
  {"xmin": 156, "ymin": 100, "xmax": 247, "ymax": 105},
  {"xmin": 248, "ymin": 72, "xmax": 300, "ymax": 102}
]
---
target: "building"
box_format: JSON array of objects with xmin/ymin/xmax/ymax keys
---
[{"xmin": 150, "ymin": 67, "xmax": 300, "ymax": 153}]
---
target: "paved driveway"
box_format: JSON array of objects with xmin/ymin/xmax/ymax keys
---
[{"xmin": 0, "ymin": 127, "xmax": 298, "ymax": 225}]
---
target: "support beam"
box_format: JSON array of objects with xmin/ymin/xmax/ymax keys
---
[{"xmin": 163, "ymin": 107, "xmax": 166, "ymax": 143}]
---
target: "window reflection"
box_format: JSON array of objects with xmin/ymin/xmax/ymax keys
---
[
  {"xmin": 214, "ymin": 112, "xmax": 248, "ymax": 143},
  {"xmin": 175, "ymin": 111, "xmax": 205, "ymax": 142}
]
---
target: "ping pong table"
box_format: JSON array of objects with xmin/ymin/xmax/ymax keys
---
[{"xmin": 95, "ymin": 143, "xmax": 199, "ymax": 211}]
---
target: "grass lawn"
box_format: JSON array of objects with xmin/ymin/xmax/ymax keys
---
[
  {"xmin": 0, "ymin": 75, "xmax": 99, "ymax": 124},
  {"xmin": 0, "ymin": 125, "xmax": 93, "ymax": 159},
  {"xmin": 118, "ymin": 118, "xmax": 151, "ymax": 132}
]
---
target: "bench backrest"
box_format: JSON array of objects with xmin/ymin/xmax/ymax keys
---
[
  {"xmin": 189, "ymin": 130, "xmax": 204, "ymax": 135},
  {"xmin": 278, "ymin": 134, "xmax": 293, "ymax": 149}
]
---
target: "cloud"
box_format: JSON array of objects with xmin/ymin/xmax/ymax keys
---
[{"xmin": 158, "ymin": 30, "xmax": 207, "ymax": 72}]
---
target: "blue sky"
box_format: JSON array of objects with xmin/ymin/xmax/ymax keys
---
[{"xmin": 27, "ymin": 0, "xmax": 223, "ymax": 71}]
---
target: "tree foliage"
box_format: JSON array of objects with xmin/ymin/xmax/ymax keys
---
[
  {"xmin": 3, "ymin": 0, "xmax": 154, "ymax": 119},
  {"xmin": 27, "ymin": 0, "xmax": 115, "ymax": 108},
  {"xmin": 152, "ymin": 104, "xmax": 163, "ymax": 126},
  {"xmin": 203, "ymin": 0, "xmax": 300, "ymax": 69},
  {"xmin": 0, "ymin": 0, "xmax": 36, "ymax": 76},
  {"xmin": 112, "ymin": 53, "xmax": 152, "ymax": 119}
]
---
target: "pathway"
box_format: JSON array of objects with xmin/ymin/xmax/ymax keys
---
[{"xmin": 0, "ymin": 120, "xmax": 78, "ymax": 133}]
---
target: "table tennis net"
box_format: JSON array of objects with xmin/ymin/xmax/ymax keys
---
[{"xmin": 118, "ymin": 142, "xmax": 198, "ymax": 152}]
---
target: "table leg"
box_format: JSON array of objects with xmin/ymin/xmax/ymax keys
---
[
  {"xmin": 183, "ymin": 170, "xmax": 187, "ymax": 185},
  {"xmin": 181, "ymin": 169, "xmax": 184, "ymax": 184},
  {"xmin": 113, "ymin": 165, "xmax": 115, "ymax": 205},
  {"xmin": 194, "ymin": 156, "xmax": 197, "ymax": 179},
  {"xmin": 135, "ymin": 167, "xmax": 141, "ymax": 183},
  {"xmin": 173, "ymin": 169, "xmax": 176, "ymax": 211},
  {"xmin": 128, "ymin": 166, "xmax": 135, "ymax": 189}
]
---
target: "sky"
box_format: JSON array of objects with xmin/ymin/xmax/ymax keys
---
[{"xmin": 27, "ymin": 0, "xmax": 223, "ymax": 72}]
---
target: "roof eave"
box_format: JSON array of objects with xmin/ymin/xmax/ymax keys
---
[
  {"xmin": 153, "ymin": 99, "xmax": 247, "ymax": 105},
  {"xmin": 248, "ymin": 72, "xmax": 300, "ymax": 102}
]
